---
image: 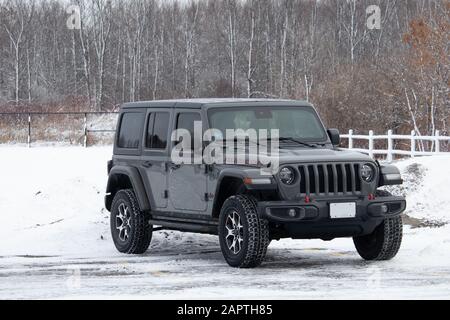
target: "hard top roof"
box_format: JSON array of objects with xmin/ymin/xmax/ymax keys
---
[{"xmin": 121, "ymin": 98, "xmax": 312, "ymax": 109}]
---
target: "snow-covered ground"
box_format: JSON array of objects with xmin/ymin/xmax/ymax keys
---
[{"xmin": 0, "ymin": 147, "xmax": 449, "ymax": 299}]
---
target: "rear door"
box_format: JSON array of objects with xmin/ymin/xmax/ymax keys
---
[{"xmin": 140, "ymin": 108, "xmax": 172, "ymax": 209}]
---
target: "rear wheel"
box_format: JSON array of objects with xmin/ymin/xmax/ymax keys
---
[
  {"xmin": 110, "ymin": 189, "xmax": 152, "ymax": 254},
  {"xmin": 218, "ymin": 195, "xmax": 270, "ymax": 268},
  {"xmin": 353, "ymin": 190, "xmax": 403, "ymax": 260}
]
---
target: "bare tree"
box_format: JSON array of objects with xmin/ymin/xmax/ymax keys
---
[
  {"xmin": 2, "ymin": 0, "xmax": 34, "ymax": 104},
  {"xmin": 246, "ymin": 3, "xmax": 256, "ymax": 98},
  {"xmin": 92, "ymin": 0, "xmax": 112, "ymax": 110},
  {"xmin": 76, "ymin": 0, "xmax": 93, "ymax": 107},
  {"xmin": 183, "ymin": 1, "xmax": 199, "ymax": 98},
  {"xmin": 225, "ymin": 0, "xmax": 237, "ymax": 98}
]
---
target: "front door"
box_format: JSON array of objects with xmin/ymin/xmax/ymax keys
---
[{"xmin": 168, "ymin": 111, "xmax": 207, "ymax": 212}]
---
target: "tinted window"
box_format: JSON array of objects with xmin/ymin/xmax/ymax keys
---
[
  {"xmin": 176, "ymin": 113, "xmax": 201, "ymax": 149},
  {"xmin": 146, "ymin": 112, "xmax": 170, "ymax": 149},
  {"xmin": 117, "ymin": 113, "xmax": 144, "ymax": 149}
]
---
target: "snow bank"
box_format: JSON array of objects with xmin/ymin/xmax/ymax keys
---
[
  {"xmin": 384, "ymin": 155, "xmax": 450, "ymax": 224},
  {"xmin": 0, "ymin": 147, "xmax": 114, "ymax": 257}
]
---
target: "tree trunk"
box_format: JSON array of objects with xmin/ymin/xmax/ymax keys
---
[{"xmin": 247, "ymin": 10, "xmax": 255, "ymax": 98}]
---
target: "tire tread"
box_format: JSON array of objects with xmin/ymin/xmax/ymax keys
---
[
  {"xmin": 219, "ymin": 195, "xmax": 270, "ymax": 268},
  {"xmin": 354, "ymin": 190, "xmax": 403, "ymax": 260}
]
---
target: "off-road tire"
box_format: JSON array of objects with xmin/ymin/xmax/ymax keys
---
[
  {"xmin": 110, "ymin": 189, "xmax": 152, "ymax": 254},
  {"xmin": 353, "ymin": 190, "xmax": 403, "ymax": 260},
  {"xmin": 218, "ymin": 195, "xmax": 270, "ymax": 268}
]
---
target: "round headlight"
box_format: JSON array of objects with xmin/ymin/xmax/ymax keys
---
[
  {"xmin": 279, "ymin": 167, "xmax": 296, "ymax": 185},
  {"xmin": 360, "ymin": 164, "xmax": 375, "ymax": 182}
]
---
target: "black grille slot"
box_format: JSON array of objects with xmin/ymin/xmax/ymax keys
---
[
  {"xmin": 345, "ymin": 164, "xmax": 352, "ymax": 192},
  {"xmin": 307, "ymin": 165, "xmax": 316, "ymax": 194},
  {"xmin": 299, "ymin": 166, "xmax": 307, "ymax": 193},
  {"xmin": 336, "ymin": 165, "xmax": 343, "ymax": 192},
  {"xmin": 298, "ymin": 163, "xmax": 363, "ymax": 196},
  {"xmin": 318, "ymin": 165, "xmax": 325, "ymax": 193},
  {"xmin": 326, "ymin": 165, "xmax": 335, "ymax": 193},
  {"xmin": 354, "ymin": 164, "xmax": 361, "ymax": 191}
]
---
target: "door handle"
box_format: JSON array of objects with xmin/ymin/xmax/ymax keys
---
[
  {"xmin": 168, "ymin": 162, "xmax": 181, "ymax": 170},
  {"xmin": 142, "ymin": 161, "xmax": 153, "ymax": 168}
]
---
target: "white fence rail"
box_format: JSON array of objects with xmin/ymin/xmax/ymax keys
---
[{"xmin": 341, "ymin": 130, "xmax": 450, "ymax": 163}]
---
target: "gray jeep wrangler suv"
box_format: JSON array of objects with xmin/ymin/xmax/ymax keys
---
[{"xmin": 105, "ymin": 99, "xmax": 406, "ymax": 268}]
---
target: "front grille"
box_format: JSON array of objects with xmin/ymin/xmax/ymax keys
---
[{"xmin": 298, "ymin": 163, "xmax": 362, "ymax": 196}]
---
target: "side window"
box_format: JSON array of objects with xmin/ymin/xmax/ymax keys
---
[
  {"xmin": 176, "ymin": 113, "xmax": 201, "ymax": 150},
  {"xmin": 117, "ymin": 113, "xmax": 144, "ymax": 149},
  {"xmin": 146, "ymin": 112, "xmax": 170, "ymax": 149}
]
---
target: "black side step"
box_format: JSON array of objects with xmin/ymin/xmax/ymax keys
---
[{"xmin": 149, "ymin": 219, "xmax": 218, "ymax": 235}]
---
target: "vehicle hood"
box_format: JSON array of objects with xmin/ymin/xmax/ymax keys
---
[
  {"xmin": 274, "ymin": 147, "xmax": 373, "ymax": 164},
  {"xmin": 232, "ymin": 147, "xmax": 374, "ymax": 167}
]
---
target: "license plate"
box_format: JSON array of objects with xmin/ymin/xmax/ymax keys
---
[{"xmin": 330, "ymin": 202, "xmax": 356, "ymax": 219}]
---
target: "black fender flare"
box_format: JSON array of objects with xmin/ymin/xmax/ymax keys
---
[
  {"xmin": 215, "ymin": 170, "xmax": 247, "ymax": 193},
  {"xmin": 377, "ymin": 163, "xmax": 403, "ymax": 186},
  {"xmin": 105, "ymin": 165, "xmax": 151, "ymax": 212},
  {"xmin": 212, "ymin": 169, "xmax": 261, "ymax": 217}
]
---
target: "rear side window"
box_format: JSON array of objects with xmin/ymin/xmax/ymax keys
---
[
  {"xmin": 146, "ymin": 112, "xmax": 170, "ymax": 149},
  {"xmin": 117, "ymin": 113, "xmax": 144, "ymax": 149}
]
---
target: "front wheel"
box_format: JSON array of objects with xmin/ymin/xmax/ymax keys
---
[
  {"xmin": 218, "ymin": 195, "xmax": 270, "ymax": 268},
  {"xmin": 353, "ymin": 216, "xmax": 403, "ymax": 260}
]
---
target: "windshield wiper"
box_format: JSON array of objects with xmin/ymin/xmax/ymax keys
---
[
  {"xmin": 276, "ymin": 137, "xmax": 319, "ymax": 148},
  {"xmin": 217, "ymin": 136, "xmax": 324, "ymax": 148}
]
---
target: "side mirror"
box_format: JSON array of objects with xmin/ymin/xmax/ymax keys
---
[{"xmin": 327, "ymin": 129, "xmax": 340, "ymax": 146}]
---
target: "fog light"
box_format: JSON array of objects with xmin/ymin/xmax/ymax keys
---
[
  {"xmin": 288, "ymin": 209, "xmax": 297, "ymax": 217},
  {"xmin": 381, "ymin": 204, "xmax": 389, "ymax": 214}
]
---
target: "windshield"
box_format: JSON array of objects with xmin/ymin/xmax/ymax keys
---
[{"xmin": 208, "ymin": 106, "xmax": 327, "ymax": 142}]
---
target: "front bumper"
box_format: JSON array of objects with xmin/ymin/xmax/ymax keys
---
[{"xmin": 258, "ymin": 196, "xmax": 406, "ymax": 240}]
